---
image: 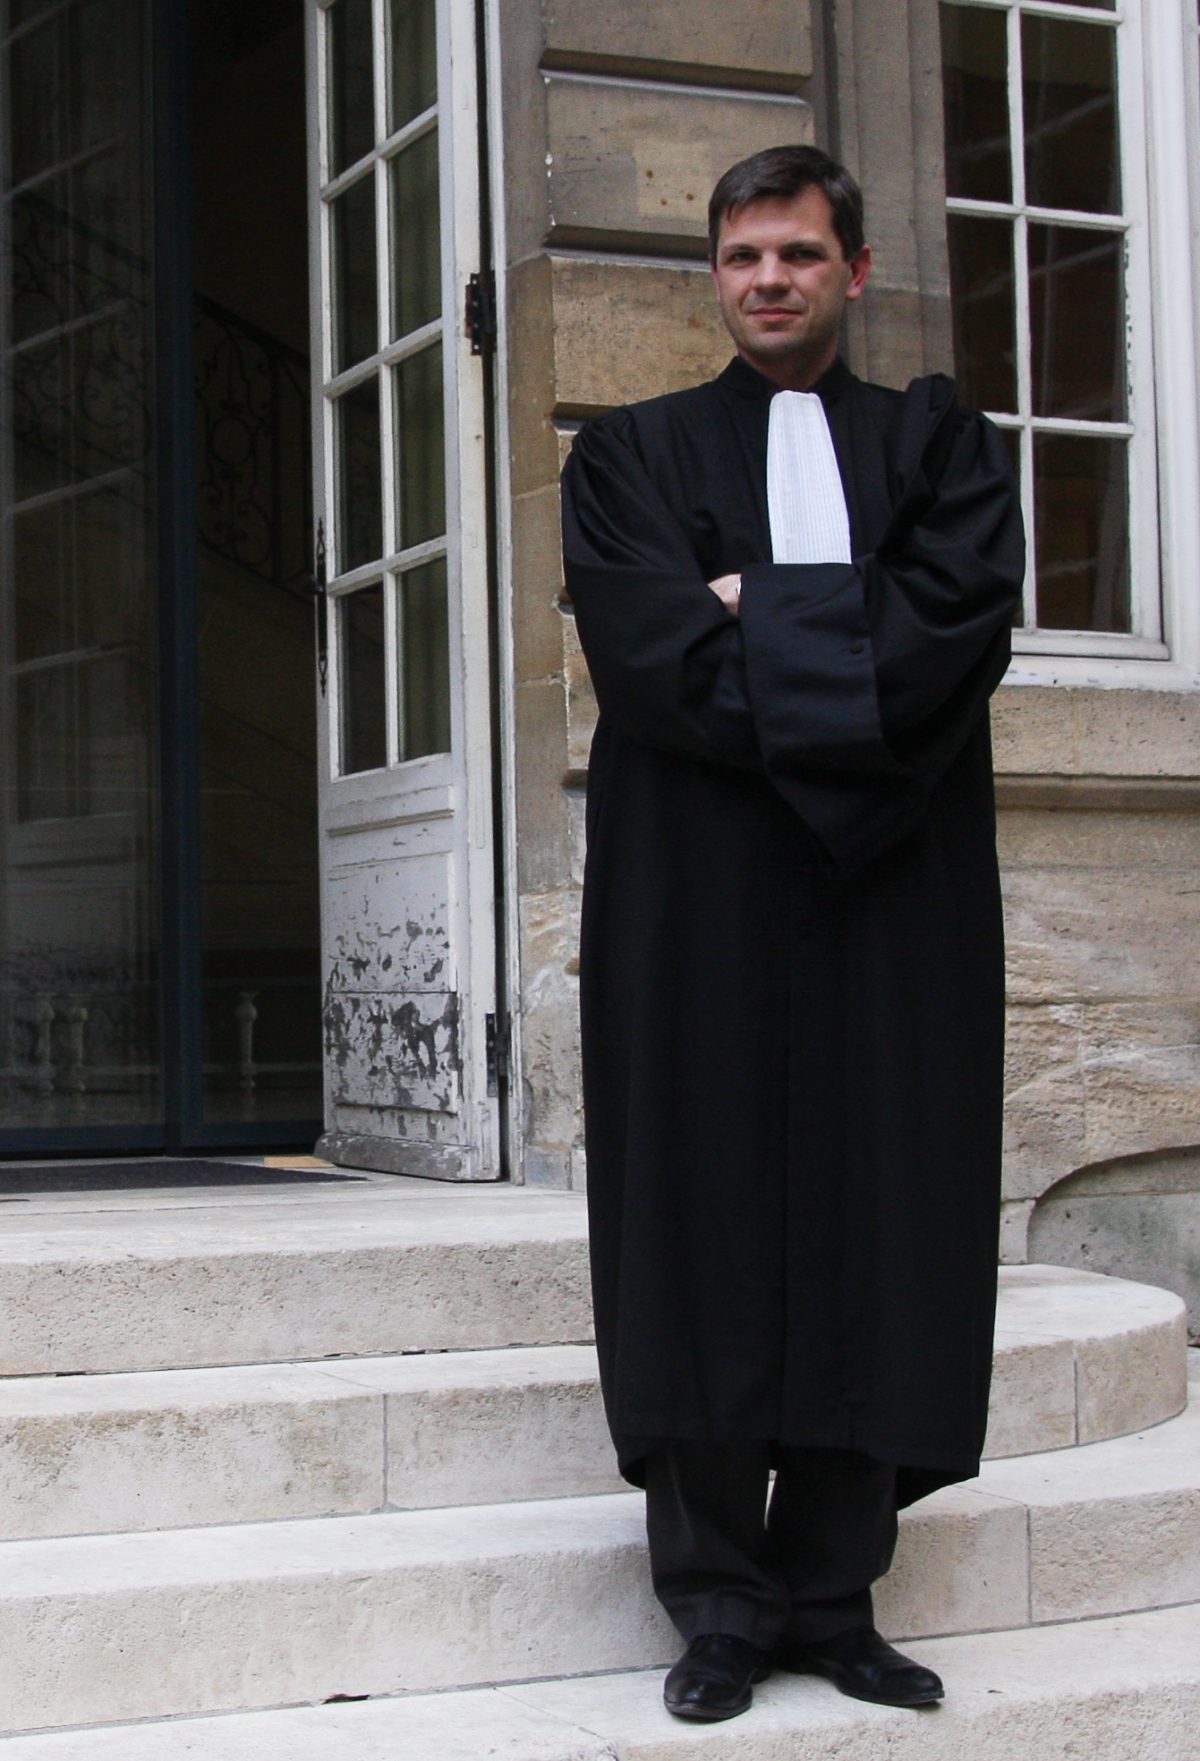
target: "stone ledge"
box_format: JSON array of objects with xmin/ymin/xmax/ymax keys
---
[
  {"xmin": 8, "ymin": 1603, "xmax": 1199, "ymax": 1757},
  {"xmin": 1, "ymin": 1391, "xmax": 1200, "ymax": 1731}
]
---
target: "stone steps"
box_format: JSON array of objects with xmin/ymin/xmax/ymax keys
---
[
  {"xmin": 0, "ymin": 1264, "xmax": 1183, "ymax": 1542},
  {"xmin": 0, "ymin": 1364, "xmax": 1196, "ymax": 1735},
  {"xmin": 2, "ymin": 1602, "xmax": 1197, "ymax": 1756},
  {"xmin": 0, "ymin": 1186, "xmax": 592, "ymax": 1374}
]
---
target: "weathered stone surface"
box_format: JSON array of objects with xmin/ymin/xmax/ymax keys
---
[
  {"xmin": 985, "ymin": 1335, "xmax": 1077, "ymax": 1458},
  {"xmin": 17, "ymin": 1606, "xmax": 1200, "ymax": 1757},
  {"xmin": 1031, "ymin": 1175, "xmax": 1200, "ymax": 1341},
  {"xmin": 506, "ymin": 253, "xmax": 561, "ymax": 497},
  {"xmin": 0, "ymin": 1496, "xmax": 673, "ymax": 1732},
  {"xmin": 981, "ymin": 1364, "xmax": 1200, "ymax": 1625},
  {"xmin": 515, "ymin": 679, "xmax": 571, "ymax": 894},
  {"xmin": 999, "ymin": 1198, "xmax": 1034, "ymax": 1263},
  {"xmin": 831, "ymin": 0, "xmax": 952, "ymax": 383},
  {"xmin": 512, "ymin": 483, "xmax": 568, "ymax": 686},
  {"xmin": 545, "ymin": 77, "xmax": 810, "ymax": 250},
  {"xmin": 0, "ymin": 1366, "xmax": 383, "ymax": 1541},
  {"xmin": 993, "ymin": 686, "xmax": 1200, "ymax": 780},
  {"xmin": 874, "ymin": 1486, "xmax": 1029, "ymax": 1638},
  {"xmin": 542, "ymin": 0, "xmax": 812, "ymax": 88},
  {"xmin": 511, "ymin": 1606, "xmax": 1200, "ymax": 1761},
  {"xmin": 518, "ymin": 888, "xmax": 584, "ymax": 1186},
  {"xmin": 986, "ymin": 1265, "xmax": 1187, "ymax": 1454},
  {"xmin": 550, "ymin": 257, "xmax": 729, "ymax": 414},
  {"xmin": 342, "ymin": 1345, "xmax": 621, "ymax": 1507},
  {"xmin": 1003, "ymin": 1003, "xmax": 1087, "ymax": 1200},
  {"xmin": 562, "ymin": 610, "xmax": 597, "ymax": 777},
  {"xmin": 0, "ymin": 1187, "xmax": 592, "ymax": 1373},
  {"xmin": 1002, "ymin": 865, "xmax": 1200, "ymax": 1007}
]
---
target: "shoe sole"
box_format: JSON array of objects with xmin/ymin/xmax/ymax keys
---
[
  {"xmin": 780, "ymin": 1660, "xmax": 944, "ymax": 1708},
  {"xmin": 664, "ymin": 1696, "xmax": 753, "ymax": 1722}
]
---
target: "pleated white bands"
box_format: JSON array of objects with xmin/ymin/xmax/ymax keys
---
[{"xmin": 766, "ymin": 390, "xmax": 852, "ymax": 566}]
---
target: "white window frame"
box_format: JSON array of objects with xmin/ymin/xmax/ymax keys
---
[{"xmin": 945, "ymin": 0, "xmax": 1200, "ymax": 689}]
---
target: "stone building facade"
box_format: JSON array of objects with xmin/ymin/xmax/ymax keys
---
[
  {"xmin": 491, "ymin": 0, "xmax": 1200, "ymax": 1334},
  {"xmin": 2, "ymin": 0, "xmax": 1199, "ymax": 1329}
]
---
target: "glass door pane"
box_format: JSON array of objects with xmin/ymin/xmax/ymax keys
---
[
  {"xmin": 192, "ymin": 0, "xmax": 322, "ymax": 1129},
  {"xmin": 0, "ymin": 0, "xmax": 162, "ymax": 1133}
]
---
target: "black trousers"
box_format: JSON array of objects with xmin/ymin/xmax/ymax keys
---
[{"xmin": 644, "ymin": 1442, "xmax": 899, "ymax": 1651}]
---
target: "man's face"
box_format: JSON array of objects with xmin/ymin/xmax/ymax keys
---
[{"xmin": 711, "ymin": 186, "xmax": 872, "ymax": 391}]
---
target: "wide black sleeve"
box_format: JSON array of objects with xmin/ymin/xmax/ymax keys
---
[
  {"xmin": 561, "ymin": 411, "xmax": 763, "ymax": 771},
  {"xmin": 738, "ymin": 389, "xmax": 1024, "ymax": 868}
]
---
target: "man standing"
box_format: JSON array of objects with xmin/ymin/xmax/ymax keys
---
[{"xmin": 560, "ymin": 145, "xmax": 1025, "ymax": 1724}]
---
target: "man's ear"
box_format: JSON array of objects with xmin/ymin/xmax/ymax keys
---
[{"xmin": 845, "ymin": 244, "xmax": 872, "ymax": 303}]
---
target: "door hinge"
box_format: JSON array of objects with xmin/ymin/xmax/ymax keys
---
[
  {"xmin": 466, "ymin": 270, "xmax": 497, "ymax": 357},
  {"xmin": 312, "ymin": 517, "xmax": 329, "ymax": 698},
  {"xmin": 485, "ymin": 1010, "xmax": 511, "ymax": 1097}
]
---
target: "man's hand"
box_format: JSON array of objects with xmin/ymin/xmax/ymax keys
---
[{"xmin": 708, "ymin": 573, "xmax": 742, "ymax": 617}]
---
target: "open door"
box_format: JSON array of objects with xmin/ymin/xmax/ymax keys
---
[{"xmin": 305, "ymin": 0, "xmax": 499, "ymax": 1178}]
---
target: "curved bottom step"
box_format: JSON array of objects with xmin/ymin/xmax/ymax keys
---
[{"xmin": 3, "ymin": 1602, "xmax": 1197, "ymax": 1757}]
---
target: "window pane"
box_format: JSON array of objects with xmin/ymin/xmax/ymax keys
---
[
  {"xmin": 947, "ymin": 214, "xmax": 1017, "ymax": 414},
  {"xmin": 331, "ymin": 172, "xmax": 378, "ymax": 371},
  {"xmin": 398, "ymin": 557, "xmax": 450, "ymax": 759},
  {"xmin": 940, "ymin": 3, "xmax": 1011, "ymax": 203},
  {"xmin": 328, "ymin": 0, "xmax": 374, "ymax": 177},
  {"xmin": 16, "ymin": 666, "xmax": 76, "ymax": 819},
  {"xmin": 1023, "ymin": 16, "xmax": 1120, "ymax": 214},
  {"xmin": 340, "ymin": 585, "xmax": 387, "ymax": 772},
  {"xmin": 1029, "ymin": 224, "xmax": 1125, "ymax": 421},
  {"xmin": 390, "ymin": 0, "xmax": 437, "ymax": 132},
  {"xmin": 334, "ymin": 376, "xmax": 382, "ymax": 571},
  {"xmin": 10, "ymin": 17, "xmax": 63, "ymax": 182},
  {"xmin": 395, "ymin": 341, "xmax": 445, "ymax": 547},
  {"xmin": 1, "ymin": 0, "xmax": 161, "ymax": 1130},
  {"xmin": 390, "ymin": 127, "xmax": 440, "ymax": 337},
  {"xmin": 1034, "ymin": 434, "xmax": 1129, "ymax": 632}
]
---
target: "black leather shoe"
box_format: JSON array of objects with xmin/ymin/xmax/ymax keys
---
[
  {"xmin": 663, "ymin": 1633, "xmax": 772, "ymax": 1722},
  {"xmin": 778, "ymin": 1626, "xmax": 943, "ymax": 1707}
]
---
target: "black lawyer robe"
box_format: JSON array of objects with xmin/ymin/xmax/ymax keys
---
[{"xmin": 560, "ymin": 355, "xmax": 1026, "ymax": 1507}]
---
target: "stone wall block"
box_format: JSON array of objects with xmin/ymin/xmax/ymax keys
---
[
  {"xmin": 1001, "ymin": 869, "xmax": 1200, "ymax": 1006},
  {"xmin": 550, "ymin": 258, "xmax": 730, "ymax": 415},
  {"xmin": 519, "ymin": 888, "xmax": 584, "ymax": 1187},
  {"xmin": 512, "ymin": 484, "xmax": 567, "ymax": 686},
  {"xmin": 562, "ymin": 611, "xmax": 597, "ymax": 777},
  {"xmin": 544, "ymin": 77, "xmax": 811, "ymax": 251},
  {"xmin": 1003, "ymin": 1003, "xmax": 1086, "ymax": 1201},
  {"xmin": 507, "ymin": 254, "xmax": 562, "ymax": 498},
  {"xmin": 541, "ymin": 0, "xmax": 811, "ymax": 89},
  {"xmin": 514, "ymin": 680, "xmax": 571, "ymax": 896},
  {"xmin": 993, "ymin": 686, "xmax": 1200, "ymax": 781}
]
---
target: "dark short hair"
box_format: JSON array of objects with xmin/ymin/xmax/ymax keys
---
[{"xmin": 707, "ymin": 145, "xmax": 866, "ymax": 263}]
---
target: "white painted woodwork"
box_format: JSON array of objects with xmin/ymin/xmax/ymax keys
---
[{"xmin": 305, "ymin": 0, "xmax": 500, "ymax": 1177}]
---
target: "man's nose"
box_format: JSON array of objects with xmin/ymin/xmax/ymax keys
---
[{"xmin": 752, "ymin": 253, "xmax": 789, "ymax": 291}]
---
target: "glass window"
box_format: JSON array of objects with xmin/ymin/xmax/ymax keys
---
[
  {"xmin": 398, "ymin": 556, "xmax": 450, "ymax": 758},
  {"xmin": 940, "ymin": 0, "xmax": 1141, "ymax": 646},
  {"xmin": 339, "ymin": 583, "xmax": 387, "ymax": 773}
]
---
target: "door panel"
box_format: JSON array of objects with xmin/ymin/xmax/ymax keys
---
[{"xmin": 307, "ymin": 0, "xmax": 499, "ymax": 1179}]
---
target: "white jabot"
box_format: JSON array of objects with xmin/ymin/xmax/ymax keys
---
[{"xmin": 766, "ymin": 390, "xmax": 852, "ymax": 566}]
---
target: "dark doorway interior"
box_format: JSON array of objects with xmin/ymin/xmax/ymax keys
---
[{"xmin": 0, "ymin": 0, "xmax": 321, "ymax": 1153}]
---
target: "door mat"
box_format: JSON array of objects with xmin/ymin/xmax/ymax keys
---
[{"xmin": 0, "ymin": 1160, "xmax": 369, "ymax": 1193}]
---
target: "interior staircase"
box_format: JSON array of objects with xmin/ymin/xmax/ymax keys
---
[{"xmin": 0, "ymin": 1168, "xmax": 1196, "ymax": 1756}]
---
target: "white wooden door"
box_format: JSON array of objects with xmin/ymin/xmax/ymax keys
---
[{"xmin": 305, "ymin": 0, "xmax": 499, "ymax": 1178}]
